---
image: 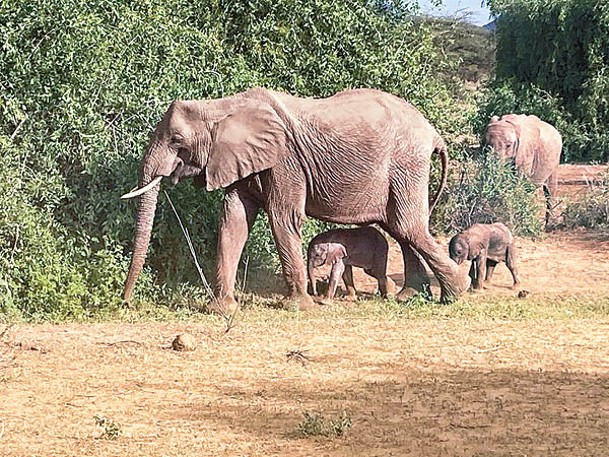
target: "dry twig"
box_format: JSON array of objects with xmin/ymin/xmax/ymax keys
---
[
  {"xmin": 164, "ymin": 190, "xmax": 240, "ymax": 333},
  {"xmin": 286, "ymin": 349, "xmax": 311, "ymax": 366}
]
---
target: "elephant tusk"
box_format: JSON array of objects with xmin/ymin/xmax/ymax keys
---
[{"xmin": 121, "ymin": 176, "xmax": 163, "ymax": 199}]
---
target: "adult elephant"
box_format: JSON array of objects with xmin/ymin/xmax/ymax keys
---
[
  {"xmin": 121, "ymin": 87, "xmax": 469, "ymax": 311},
  {"xmin": 484, "ymin": 114, "xmax": 562, "ymax": 223}
]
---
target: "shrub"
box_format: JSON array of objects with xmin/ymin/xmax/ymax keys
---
[
  {"xmin": 0, "ymin": 0, "xmax": 460, "ymax": 317},
  {"xmin": 482, "ymin": 0, "xmax": 609, "ymax": 162},
  {"xmin": 295, "ymin": 410, "xmax": 353, "ymax": 438},
  {"xmin": 434, "ymin": 152, "xmax": 543, "ymax": 237},
  {"xmin": 562, "ymin": 169, "xmax": 609, "ymax": 229}
]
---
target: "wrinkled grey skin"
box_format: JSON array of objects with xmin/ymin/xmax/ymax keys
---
[
  {"xmin": 307, "ymin": 226, "xmax": 393, "ymax": 300},
  {"xmin": 449, "ymin": 222, "xmax": 521, "ymax": 290},
  {"xmin": 484, "ymin": 114, "xmax": 562, "ymax": 224},
  {"xmin": 122, "ymin": 87, "xmax": 470, "ymax": 312}
]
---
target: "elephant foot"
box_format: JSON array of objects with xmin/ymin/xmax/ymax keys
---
[
  {"xmin": 311, "ymin": 294, "xmax": 334, "ymax": 306},
  {"xmin": 343, "ymin": 292, "xmax": 357, "ymax": 302},
  {"xmin": 283, "ymin": 293, "xmax": 317, "ymax": 311},
  {"xmin": 396, "ymin": 286, "xmax": 430, "ymax": 301},
  {"xmin": 440, "ymin": 273, "xmax": 471, "ymax": 303},
  {"xmin": 207, "ymin": 295, "xmax": 239, "ymax": 315}
]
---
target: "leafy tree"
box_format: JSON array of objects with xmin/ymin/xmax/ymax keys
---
[
  {"xmin": 0, "ymin": 0, "xmax": 459, "ymax": 317},
  {"xmin": 480, "ymin": 0, "xmax": 609, "ymax": 162}
]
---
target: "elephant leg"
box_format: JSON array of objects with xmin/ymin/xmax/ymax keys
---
[
  {"xmin": 506, "ymin": 245, "xmax": 521, "ymax": 288},
  {"xmin": 267, "ymin": 204, "xmax": 315, "ymax": 310},
  {"xmin": 214, "ymin": 189, "xmax": 259, "ymax": 313},
  {"xmin": 544, "ymin": 172, "xmax": 559, "ymax": 227},
  {"xmin": 342, "ymin": 265, "xmax": 357, "ymax": 300},
  {"xmin": 309, "ymin": 265, "xmax": 318, "ymax": 297},
  {"xmin": 379, "ymin": 224, "xmax": 430, "ymax": 300},
  {"xmin": 485, "ymin": 259, "xmax": 498, "ymax": 282},
  {"xmin": 368, "ymin": 258, "xmax": 390, "ymax": 298},
  {"xmin": 383, "ymin": 219, "xmax": 468, "ymax": 302}
]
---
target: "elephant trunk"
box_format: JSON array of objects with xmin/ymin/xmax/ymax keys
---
[{"xmin": 123, "ymin": 168, "xmax": 161, "ymax": 303}]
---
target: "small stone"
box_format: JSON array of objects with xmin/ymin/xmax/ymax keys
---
[
  {"xmin": 171, "ymin": 333, "xmax": 197, "ymax": 351},
  {"xmin": 517, "ymin": 290, "xmax": 531, "ymax": 299}
]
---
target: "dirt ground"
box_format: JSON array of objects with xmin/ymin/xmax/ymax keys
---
[
  {"xmin": 1, "ymin": 165, "xmax": 609, "ymax": 457},
  {"xmin": 351, "ymin": 164, "xmax": 609, "ymax": 298}
]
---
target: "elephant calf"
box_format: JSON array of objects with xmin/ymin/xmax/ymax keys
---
[
  {"xmin": 307, "ymin": 226, "xmax": 394, "ymax": 300},
  {"xmin": 448, "ymin": 223, "xmax": 521, "ymax": 290}
]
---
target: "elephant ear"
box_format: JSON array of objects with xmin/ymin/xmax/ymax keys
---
[
  {"xmin": 327, "ymin": 243, "xmax": 347, "ymax": 265},
  {"xmin": 504, "ymin": 115, "xmax": 539, "ymax": 176},
  {"xmin": 465, "ymin": 233, "xmax": 483, "ymax": 259},
  {"xmin": 205, "ymin": 100, "xmax": 288, "ymax": 191}
]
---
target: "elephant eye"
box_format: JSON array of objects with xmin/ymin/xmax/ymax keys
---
[{"xmin": 170, "ymin": 134, "xmax": 184, "ymax": 145}]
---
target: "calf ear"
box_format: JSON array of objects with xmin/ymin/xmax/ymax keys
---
[{"xmin": 328, "ymin": 244, "xmax": 347, "ymax": 265}]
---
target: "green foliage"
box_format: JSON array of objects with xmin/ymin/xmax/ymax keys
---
[
  {"xmin": 481, "ymin": 0, "xmax": 609, "ymax": 162},
  {"xmin": 0, "ymin": 0, "xmax": 459, "ymax": 318},
  {"xmin": 427, "ymin": 17, "xmax": 496, "ymax": 85},
  {"xmin": 93, "ymin": 414, "xmax": 122, "ymax": 440},
  {"xmin": 562, "ymin": 169, "xmax": 609, "ymax": 229},
  {"xmin": 434, "ymin": 152, "xmax": 543, "ymax": 237},
  {"xmin": 296, "ymin": 410, "xmax": 353, "ymax": 438}
]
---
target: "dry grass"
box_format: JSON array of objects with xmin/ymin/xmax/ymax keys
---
[
  {"xmin": 2, "ymin": 177, "xmax": 609, "ymax": 455},
  {"xmin": 1, "ymin": 314, "xmax": 609, "ymax": 456}
]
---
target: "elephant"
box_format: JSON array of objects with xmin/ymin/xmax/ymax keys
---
[
  {"xmin": 483, "ymin": 114, "xmax": 562, "ymax": 224},
  {"xmin": 121, "ymin": 87, "xmax": 470, "ymax": 312},
  {"xmin": 307, "ymin": 226, "xmax": 395, "ymax": 300},
  {"xmin": 448, "ymin": 222, "xmax": 521, "ymax": 290}
]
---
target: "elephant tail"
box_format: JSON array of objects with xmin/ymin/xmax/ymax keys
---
[{"xmin": 429, "ymin": 137, "xmax": 448, "ymax": 215}]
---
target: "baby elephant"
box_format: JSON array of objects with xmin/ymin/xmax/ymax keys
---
[
  {"xmin": 307, "ymin": 226, "xmax": 393, "ymax": 300},
  {"xmin": 448, "ymin": 222, "xmax": 521, "ymax": 290}
]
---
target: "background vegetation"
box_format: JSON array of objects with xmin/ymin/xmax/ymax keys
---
[
  {"xmin": 0, "ymin": 0, "xmax": 470, "ymax": 318},
  {"xmin": 479, "ymin": 0, "xmax": 609, "ymax": 162},
  {"xmin": 0, "ymin": 0, "xmax": 606, "ymax": 319}
]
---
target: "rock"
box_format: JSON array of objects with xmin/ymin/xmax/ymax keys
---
[
  {"xmin": 171, "ymin": 333, "xmax": 197, "ymax": 351},
  {"xmin": 517, "ymin": 290, "xmax": 531, "ymax": 299}
]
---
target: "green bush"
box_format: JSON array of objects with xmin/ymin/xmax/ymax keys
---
[
  {"xmin": 0, "ymin": 0, "xmax": 460, "ymax": 318},
  {"xmin": 562, "ymin": 169, "xmax": 609, "ymax": 229},
  {"xmin": 482, "ymin": 0, "xmax": 609, "ymax": 162},
  {"xmin": 474, "ymin": 80, "xmax": 603, "ymax": 163},
  {"xmin": 434, "ymin": 152, "xmax": 543, "ymax": 237}
]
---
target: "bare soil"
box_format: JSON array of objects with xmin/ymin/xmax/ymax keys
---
[
  {"xmin": 556, "ymin": 163, "xmax": 606, "ymax": 200},
  {"xmin": 1, "ymin": 165, "xmax": 608, "ymax": 456}
]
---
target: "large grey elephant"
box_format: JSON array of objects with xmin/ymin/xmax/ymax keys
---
[
  {"xmin": 121, "ymin": 87, "xmax": 469, "ymax": 312},
  {"xmin": 484, "ymin": 114, "xmax": 562, "ymax": 223}
]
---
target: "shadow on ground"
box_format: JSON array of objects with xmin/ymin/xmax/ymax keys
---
[{"xmin": 168, "ymin": 366, "xmax": 609, "ymax": 456}]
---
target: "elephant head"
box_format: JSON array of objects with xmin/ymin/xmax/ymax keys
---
[
  {"xmin": 448, "ymin": 234, "xmax": 469, "ymax": 265},
  {"xmin": 307, "ymin": 242, "xmax": 346, "ymax": 297},
  {"xmin": 484, "ymin": 115, "xmax": 521, "ymax": 162},
  {"xmin": 121, "ymin": 97, "xmax": 288, "ymax": 303}
]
